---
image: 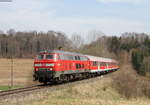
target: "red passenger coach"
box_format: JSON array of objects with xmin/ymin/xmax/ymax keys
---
[
  {"xmin": 87, "ymin": 55, "xmax": 119, "ymax": 73},
  {"xmin": 33, "ymin": 50, "xmax": 119, "ymax": 83}
]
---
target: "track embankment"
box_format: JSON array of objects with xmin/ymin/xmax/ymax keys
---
[{"xmin": 0, "ymin": 71, "xmax": 116, "ymax": 105}]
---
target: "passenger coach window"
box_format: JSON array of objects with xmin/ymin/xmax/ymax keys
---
[
  {"xmin": 75, "ymin": 56, "xmax": 80, "ymax": 60},
  {"xmin": 93, "ymin": 61, "xmax": 97, "ymax": 66},
  {"xmin": 46, "ymin": 55, "xmax": 53, "ymax": 59},
  {"xmin": 101, "ymin": 62, "xmax": 106, "ymax": 66},
  {"xmin": 78, "ymin": 56, "xmax": 80, "ymax": 60},
  {"xmin": 75, "ymin": 56, "xmax": 78, "ymax": 60}
]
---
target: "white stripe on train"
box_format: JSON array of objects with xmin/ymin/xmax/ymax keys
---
[{"xmin": 90, "ymin": 68, "xmax": 118, "ymax": 73}]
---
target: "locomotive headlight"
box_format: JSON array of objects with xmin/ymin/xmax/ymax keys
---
[
  {"xmin": 35, "ymin": 64, "xmax": 42, "ymax": 67},
  {"xmin": 45, "ymin": 63, "xmax": 54, "ymax": 66},
  {"xmin": 35, "ymin": 68, "xmax": 38, "ymax": 71},
  {"xmin": 49, "ymin": 68, "xmax": 53, "ymax": 71}
]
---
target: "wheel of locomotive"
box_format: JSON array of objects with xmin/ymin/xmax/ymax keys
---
[
  {"xmin": 60, "ymin": 74, "xmax": 67, "ymax": 82},
  {"xmin": 79, "ymin": 73, "xmax": 83, "ymax": 80},
  {"xmin": 69, "ymin": 75, "xmax": 74, "ymax": 81},
  {"xmin": 44, "ymin": 82, "xmax": 47, "ymax": 85}
]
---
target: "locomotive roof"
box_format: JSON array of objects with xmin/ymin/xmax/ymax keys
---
[
  {"xmin": 39, "ymin": 50, "xmax": 86, "ymax": 56},
  {"xmin": 39, "ymin": 50, "xmax": 117, "ymax": 63}
]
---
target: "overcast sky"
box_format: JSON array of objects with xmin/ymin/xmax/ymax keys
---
[{"xmin": 0, "ymin": 0, "xmax": 149, "ymax": 36}]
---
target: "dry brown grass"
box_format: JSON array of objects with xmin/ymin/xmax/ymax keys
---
[
  {"xmin": 0, "ymin": 59, "xmax": 34, "ymax": 86},
  {"xmin": 30, "ymin": 76, "xmax": 150, "ymax": 105},
  {"xmin": 112, "ymin": 62, "xmax": 150, "ymax": 99}
]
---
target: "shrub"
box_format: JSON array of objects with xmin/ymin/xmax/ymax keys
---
[
  {"xmin": 113, "ymin": 65, "xmax": 150, "ymax": 99},
  {"xmin": 112, "ymin": 70, "xmax": 143, "ymax": 99}
]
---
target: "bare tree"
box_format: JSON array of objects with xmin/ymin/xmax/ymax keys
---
[{"xmin": 71, "ymin": 33, "xmax": 84, "ymax": 48}]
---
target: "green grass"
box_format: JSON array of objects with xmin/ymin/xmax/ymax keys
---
[{"xmin": 0, "ymin": 85, "xmax": 22, "ymax": 91}]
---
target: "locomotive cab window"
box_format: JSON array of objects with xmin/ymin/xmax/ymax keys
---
[
  {"xmin": 46, "ymin": 54, "xmax": 54, "ymax": 59},
  {"xmin": 37, "ymin": 54, "xmax": 44, "ymax": 60}
]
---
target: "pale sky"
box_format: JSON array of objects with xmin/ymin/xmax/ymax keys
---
[{"xmin": 0, "ymin": 0, "xmax": 149, "ymax": 36}]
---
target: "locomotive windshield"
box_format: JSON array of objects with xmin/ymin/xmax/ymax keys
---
[{"xmin": 37, "ymin": 54, "xmax": 54, "ymax": 60}]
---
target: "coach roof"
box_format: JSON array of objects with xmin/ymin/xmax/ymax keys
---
[{"xmin": 86, "ymin": 55, "xmax": 117, "ymax": 63}]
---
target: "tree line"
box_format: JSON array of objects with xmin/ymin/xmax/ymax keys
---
[
  {"xmin": 0, "ymin": 29, "xmax": 150, "ymax": 77},
  {"xmin": 0, "ymin": 29, "xmax": 71, "ymax": 58},
  {"xmin": 106, "ymin": 32, "xmax": 150, "ymax": 77}
]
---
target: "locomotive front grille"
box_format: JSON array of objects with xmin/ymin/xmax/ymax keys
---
[
  {"xmin": 39, "ymin": 68, "xmax": 50, "ymax": 71},
  {"xmin": 36, "ymin": 68, "xmax": 54, "ymax": 82}
]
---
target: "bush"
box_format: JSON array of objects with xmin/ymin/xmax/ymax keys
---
[
  {"xmin": 112, "ymin": 70, "xmax": 143, "ymax": 99},
  {"xmin": 132, "ymin": 49, "xmax": 144, "ymax": 75},
  {"xmin": 113, "ymin": 65, "xmax": 150, "ymax": 99},
  {"xmin": 141, "ymin": 56, "xmax": 150, "ymax": 77}
]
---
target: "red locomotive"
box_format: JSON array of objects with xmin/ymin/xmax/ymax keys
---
[{"xmin": 33, "ymin": 50, "xmax": 119, "ymax": 83}]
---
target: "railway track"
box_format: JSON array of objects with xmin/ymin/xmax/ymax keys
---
[
  {"xmin": 0, "ymin": 84, "xmax": 45, "ymax": 97},
  {"xmin": 0, "ymin": 77, "xmax": 98, "ymax": 97},
  {"xmin": 0, "ymin": 71, "xmax": 116, "ymax": 98}
]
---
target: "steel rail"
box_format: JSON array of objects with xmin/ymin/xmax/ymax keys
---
[{"xmin": 0, "ymin": 85, "xmax": 44, "ymax": 97}]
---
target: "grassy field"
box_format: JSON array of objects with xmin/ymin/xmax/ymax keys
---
[
  {"xmin": 0, "ymin": 76, "xmax": 150, "ymax": 105},
  {"xmin": 0, "ymin": 86, "xmax": 22, "ymax": 91},
  {"xmin": 0, "ymin": 59, "xmax": 34, "ymax": 87}
]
